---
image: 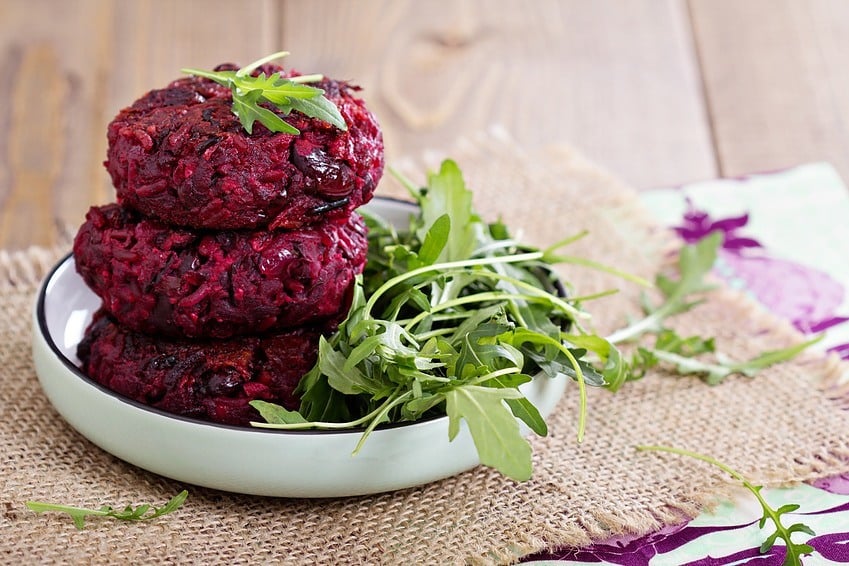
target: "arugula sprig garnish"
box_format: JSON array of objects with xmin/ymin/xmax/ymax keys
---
[
  {"xmin": 638, "ymin": 446, "xmax": 815, "ymax": 565},
  {"xmin": 622, "ymin": 329, "xmax": 822, "ymax": 387},
  {"xmin": 26, "ymin": 490, "xmax": 188, "ymax": 530},
  {"xmin": 182, "ymin": 51, "xmax": 347, "ymax": 135}
]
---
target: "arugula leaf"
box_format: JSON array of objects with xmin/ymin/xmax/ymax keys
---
[
  {"xmin": 319, "ymin": 336, "xmax": 384, "ymax": 395},
  {"xmin": 182, "ymin": 51, "xmax": 347, "ymax": 135},
  {"xmin": 416, "ymin": 213, "xmax": 451, "ymax": 267},
  {"xmin": 295, "ymin": 365, "xmax": 354, "ymax": 423},
  {"xmin": 288, "ymin": 95, "xmax": 347, "ymax": 130},
  {"xmin": 721, "ymin": 337, "xmax": 823, "ymax": 379},
  {"xmin": 415, "ymin": 160, "xmax": 478, "ymax": 263},
  {"xmin": 250, "ymin": 400, "xmax": 308, "ymax": 425},
  {"xmin": 26, "ymin": 491, "xmax": 188, "ymax": 530},
  {"xmin": 445, "ymin": 386, "xmax": 533, "ymax": 481},
  {"xmin": 638, "ymin": 446, "xmax": 815, "ymax": 565},
  {"xmin": 250, "ymin": 158, "xmax": 816, "ymax": 483},
  {"xmin": 232, "ymin": 88, "xmax": 298, "ymax": 135},
  {"xmin": 622, "ymin": 329, "xmax": 821, "ymax": 386},
  {"xmin": 606, "ymin": 232, "xmax": 721, "ymax": 344}
]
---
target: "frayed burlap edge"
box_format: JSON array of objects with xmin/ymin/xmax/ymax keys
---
[{"xmin": 0, "ymin": 244, "xmax": 67, "ymax": 291}]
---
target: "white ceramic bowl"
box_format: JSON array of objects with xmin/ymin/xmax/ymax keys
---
[{"xmin": 31, "ymin": 198, "xmax": 568, "ymax": 497}]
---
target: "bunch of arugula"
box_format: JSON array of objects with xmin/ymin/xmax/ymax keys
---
[
  {"xmin": 252, "ymin": 160, "xmax": 637, "ymax": 480},
  {"xmin": 250, "ymin": 160, "xmax": 813, "ymax": 481}
]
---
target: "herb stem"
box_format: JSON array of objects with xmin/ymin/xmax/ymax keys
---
[
  {"xmin": 289, "ymin": 73, "xmax": 323, "ymax": 83},
  {"xmin": 473, "ymin": 239, "xmax": 523, "ymax": 255},
  {"xmin": 25, "ymin": 502, "xmax": 109, "ymax": 517},
  {"xmin": 560, "ymin": 345, "xmax": 587, "ymax": 442},
  {"xmin": 352, "ymin": 390, "xmax": 414, "ymax": 455},
  {"xmin": 567, "ymin": 289, "xmax": 620, "ymax": 302},
  {"xmin": 403, "ymin": 292, "xmax": 546, "ymax": 332},
  {"xmin": 637, "ymin": 444, "xmax": 744, "ymax": 481},
  {"xmin": 605, "ymin": 309, "xmax": 668, "ymax": 345},
  {"xmin": 517, "ymin": 330, "xmax": 587, "ymax": 442},
  {"xmin": 637, "ymin": 445, "xmax": 811, "ymax": 566},
  {"xmin": 387, "ymin": 166, "xmax": 422, "ymax": 198},
  {"xmin": 251, "ymin": 392, "xmax": 402, "ymax": 430},
  {"xmin": 549, "ymin": 254, "xmax": 652, "ymax": 287},
  {"xmin": 467, "ymin": 367, "xmax": 522, "ymax": 386},
  {"xmin": 364, "ymin": 252, "xmax": 548, "ymax": 319},
  {"xmin": 236, "ymin": 50, "xmax": 290, "ymax": 77},
  {"xmin": 415, "ymin": 327, "xmax": 463, "ymax": 341}
]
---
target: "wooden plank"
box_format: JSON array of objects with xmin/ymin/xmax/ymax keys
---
[
  {"xmin": 689, "ymin": 0, "xmax": 849, "ymax": 181},
  {"xmin": 0, "ymin": 0, "xmax": 109, "ymax": 248},
  {"xmin": 107, "ymin": 0, "xmax": 278, "ymax": 117},
  {"xmin": 0, "ymin": 0, "xmax": 278, "ymax": 249},
  {"xmin": 1, "ymin": 0, "xmax": 717, "ymax": 249},
  {"xmin": 279, "ymin": 0, "xmax": 716, "ymax": 189}
]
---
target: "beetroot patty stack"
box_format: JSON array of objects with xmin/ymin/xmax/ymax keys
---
[{"xmin": 73, "ymin": 62, "xmax": 383, "ymax": 426}]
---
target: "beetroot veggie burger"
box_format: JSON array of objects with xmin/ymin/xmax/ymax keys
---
[
  {"xmin": 106, "ymin": 63, "xmax": 383, "ymax": 230},
  {"xmin": 74, "ymin": 52, "xmax": 383, "ymax": 425}
]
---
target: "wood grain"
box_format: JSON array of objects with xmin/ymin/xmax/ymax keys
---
[
  {"xmin": 9, "ymin": 0, "xmax": 849, "ymax": 250},
  {"xmin": 280, "ymin": 0, "xmax": 716, "ymax": 189},
  {"xmin": 0, "ymin": 0, "xmax": 278, "ymax": 249},
  {"xmin": 0, "ymin": 0, "xmax": 109, "ymax": 248},
  {"xmin": 689, "ymin": 0, "xmax": 849, "ymax": 180}
]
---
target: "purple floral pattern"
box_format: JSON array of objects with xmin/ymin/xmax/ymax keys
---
[{"xmin": 674, "ymin": 201, "xmax": 849, "ymax": 345}]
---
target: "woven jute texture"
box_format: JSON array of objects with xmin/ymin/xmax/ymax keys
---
[{"xmin": 3, "ymin": 133, "xmax": 849, "ymax": 565}]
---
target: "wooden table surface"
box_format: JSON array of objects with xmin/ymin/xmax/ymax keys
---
[{"xmin": 2, "ymin": 0, "xmax": 848, "ymax": 250}]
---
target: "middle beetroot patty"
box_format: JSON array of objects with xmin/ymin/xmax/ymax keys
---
[{"xmin": 73, "ymin": 204, "xmax": 367, "ymax": 339}]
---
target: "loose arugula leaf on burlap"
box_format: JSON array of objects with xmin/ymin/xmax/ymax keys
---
[
  {"xmin": 620, "ymin": 329, "xmax": 821, "ymax": 387},
  {"xmin": 638, "ymin": 446, "xmax": 815, "ymax": 565},
  {"xmin": 606, "ymin": 232, "xmax": 722, "ymax": 344},
  {"xmin": 26, "ymin": 491, "xmax": 188, "ymax": 530},
  {"xmin": 182, "ymin": 51, "xmax": 346, "ymax": 135}
]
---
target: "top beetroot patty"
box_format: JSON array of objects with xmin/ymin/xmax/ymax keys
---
[{"xmin": 106, "ymin": 64, "xmax": 384, "ymax": 230}]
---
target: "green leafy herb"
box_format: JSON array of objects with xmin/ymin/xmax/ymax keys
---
[
  {"xmin": 637, "ymin": 446, "xmax": 815, "ymax": 565},
  {"xmin": 606, "ymin": 232, "xmax": 721, "ymax": 345},
  {"xmin": 624, "ymin": 330, "xmax": 823, "ymax": 386},
  {"xmin": 250, "ymin": 158, "xmax": 816, "ymax": 482},
  {"xmin": 182, "ymin": 51, "xmax": 346, "ymax": 134},
  {"xmin": 26, "ymin": 490, "xmax": 188, "ymax": 530},
  {"xmin": 446, "ymin": 386, "xmax": 533, "ymax": 481},
  {"xmin": 250, "ymin": 159, "xmax": 628, "ymax": 480}
]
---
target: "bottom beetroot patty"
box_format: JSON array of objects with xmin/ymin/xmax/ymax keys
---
[
  {"xmin": 77, "ymin": 310, "xmax": 320, "ymax": 426},
  {"xmin": 73, "ymin": 204, "xmax": 368, "ymax": 339}
]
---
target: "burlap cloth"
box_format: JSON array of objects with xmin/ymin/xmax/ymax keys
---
[{"xmin": 3, "ymin": 132, "xmax": 849, "ymax": 564}]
